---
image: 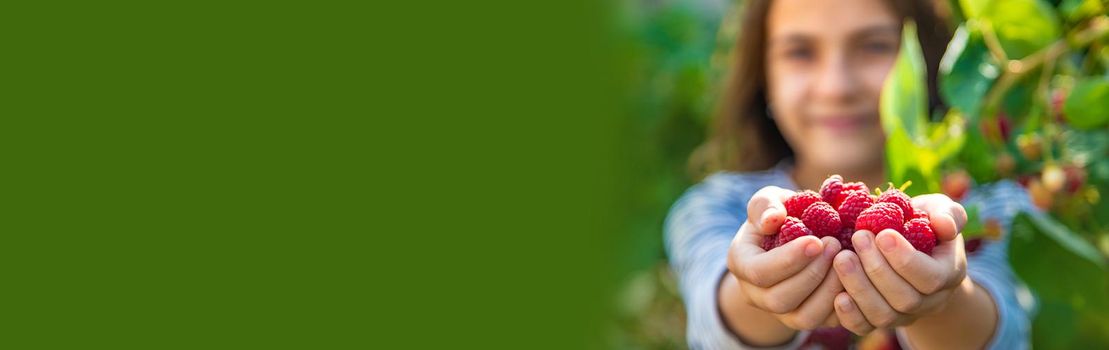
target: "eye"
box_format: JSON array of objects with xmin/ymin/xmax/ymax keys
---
[
  {"xmin": 783, "ymin": 47, "xmax": 813, "ymax": 61},
  {"xmin": 862, "ymin": 41, "xmax": 896, "ymax": 53}
]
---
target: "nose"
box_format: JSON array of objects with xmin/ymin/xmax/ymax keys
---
[{"xmin": 812, "ymin": 51, "xmax": 860, "ymax": 103}]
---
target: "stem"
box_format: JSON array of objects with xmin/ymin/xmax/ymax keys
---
[
  {"xmin": 979, "ymin": 20, "xmax": 1008, "ymax": 63},
  {"xmin": 980, "ymin": 16, "xmax": 1109, "ymax": 118}
]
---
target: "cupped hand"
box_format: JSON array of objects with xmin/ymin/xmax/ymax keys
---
[
  {"xmin": 725, "ymin": 186, "xmax": 845, "ymax": 330},
  {"xmin": 831, "ymin": 194, "xmax": 969, "ymax": 335}
]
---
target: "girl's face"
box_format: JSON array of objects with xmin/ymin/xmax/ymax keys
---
[{"xmin": 765, "ymin": 0, "xmax": 901, "ymax": 171}]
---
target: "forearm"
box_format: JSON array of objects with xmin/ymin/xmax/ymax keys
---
[
  {"xmin": 901, "ymin": 277, "xmax": 997, "ymax": 350},
  {"xmin": 718, "ymin": 273, "xmax": 798, "ymax": 346}
]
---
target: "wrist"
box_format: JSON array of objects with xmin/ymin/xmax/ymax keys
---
[
  {"xmin": 923, "ymin": 276, "xmax": 975, "ymax": 321},
  {"xmin": 901, "ymin": 276, "xmax": 996, "ymax": 349}
]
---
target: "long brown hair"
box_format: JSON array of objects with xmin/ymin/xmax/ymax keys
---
[{"xmin": 690, "ymin": 0, "xmax": 952, "ymax": 178}]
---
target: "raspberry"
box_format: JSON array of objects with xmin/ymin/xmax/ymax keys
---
[
  {"xmin": 911, "ymin": 208, "xmax": 929, "ymax": 220},
  {"xmin": 902, "ymin": 218, "xmax": 936, "ymax": 254},
  {"xmin": 839, "ymin": 182, "xmax": 869, "ymax": 205},
  {"xmin": 965, "ymin": 238, "xmax": 982, "ymax": 253},
  {"xmin": 761, "ymin": 234, "xmax": 779, "ymax": 251},
  {"xmin": 820, "ymin": 175, "xmax": 844, "ymax": 207},
  {"xmin": 837, "ymin": 190, "xmax": 875, "ymax": 229},
  {"xmin": 836, "ymin": 227, "xmax": 854, "ymax": 251},
  {"xmin": 784, "ymin": 190, "xmax": 821, "ymax": 218},
  {"xmin": 942, "ymin": 170, "xmax": 971, "ymax": 201},
  {"xmin": 843, "ymin": 182, "xmax": 868, "ymax": 193},
  {"xmin": 802, "ymin": 202, "xmax": 841, "ymax": 238},
  {"xmin": 877, "ymin": 188, "xmax": 913, "ymax": 222},
  {"xmin": 777, "ymin": 217, "xmax": 813, "ymax": 246},
  {"xmin": 855, "ymin": 202, "xmax": 904, "ymax": 234}
]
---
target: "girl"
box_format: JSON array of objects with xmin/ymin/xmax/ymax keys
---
[{"xmin": 665, "ymin": 0, "xmax": 1033, "ymax": 348}]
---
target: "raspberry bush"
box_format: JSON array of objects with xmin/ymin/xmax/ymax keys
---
[{"xmin": 886, "ymin": 12, "xmax": 1109, "ymax": 347}]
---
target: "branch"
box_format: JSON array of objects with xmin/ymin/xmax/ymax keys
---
[
  {"xmin": 979, "ymin": 16, "xmax": 1109, "ymax": 117},
  {"xmin": 978, "ymin": 20, "xmax": 1009, "ymax": 63}
]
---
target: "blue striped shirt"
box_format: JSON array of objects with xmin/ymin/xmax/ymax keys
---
[{"xmin": 664, "ymin": 162, "xmax": 1034, "ymax": 349}]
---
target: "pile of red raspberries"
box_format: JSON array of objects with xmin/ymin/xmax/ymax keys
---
[{"xmin": 761, "ymin": 175, "xmax": 938, "ymax": 255}]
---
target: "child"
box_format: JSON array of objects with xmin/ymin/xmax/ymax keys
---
[{"xmin": 665, "ymin": 0, "xmax": 1032, "ymax": 348}]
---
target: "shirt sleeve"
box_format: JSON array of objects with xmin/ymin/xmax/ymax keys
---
[
  {"xmin": 664, "ymin": 176, "xmax": 810, "ymax": 350},
  {"xmin": 898, "ymin": 180, "xmax": 1035, "ymax": 350}
]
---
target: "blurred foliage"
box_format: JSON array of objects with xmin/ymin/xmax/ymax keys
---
[
  {"xmin": 614, "ymin": 0, "xmax": 727, "ymax": 277},
  {"xmin": 885, "ymin": 0, "xmax": 1109, "ymax": 347},
  {"xmin": 611, "ymin": 0, "xmax": 734, "ymax": 348},
  {"xmin": 617, "ymin": 0, "xmax": 1109, "ymax": 348}
]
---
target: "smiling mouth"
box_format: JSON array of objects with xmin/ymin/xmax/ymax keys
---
[{"xmin": 814, "ymin": 116, "xmax": 876, "ymax": 134}]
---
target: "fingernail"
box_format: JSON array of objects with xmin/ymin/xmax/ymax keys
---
[
  {"xmin": 838, "ymin": 297, "xmax": 853, "ymax": 312},
  {"xmin": 805, "ymin": 242, "xmax": 822, "ymax": 257},
  {"xmin": 878, "ymin": 233, "xmax": 897, "ymax": 253},
  {"xmin": 836, "ymin": 257, "xmax": 855, "ymax": 273},
  {"xmin": 760, "ymin": 210, "xmax": 777, "ymax": 227},
  {"xmin": 824, "ymin": 241, "xmax": 838, "ymax": 258},
  {"xmin": 855, "ymin": 233, "xmax": 871, "ymax": 251}
]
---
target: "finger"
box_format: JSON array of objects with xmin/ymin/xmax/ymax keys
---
[
  {"xmin": 928, "ymin": 234, "xmax": 968, "ymax": 291},
  {"xmin": 730, "ymin": 222, "xmax": 777, "ymax": 275},
  {"xmin": 911, "ymin": 194, "xmax": 968, "ymax": 241},
  {"xmin": 747, "ymin": 186, "xmax": 795, "ymax": 235},
  {"xmin": 834, "ymin": 292, "xmax": 874, "ymax": 336},
  {"xmin": 856, "ymin": 230, "xmax": 926, "ymax": 313},
  {"xmin": 733, "ymin": 222, "xmax": 767, "ymax": 253},
  {"xmin": 820, "ymin": 313, "xmax": 841, "ymax": 328},
  {"xmin": 778, "ymin": 242, "xmax": 844, "ymax": 328},
  {"xmin": 877, "ymin": 229, "xmax": 967, "ymax": 295},
  {"xmin": 731, "ymin": 233, "xmax": 825, "ymax": 288},
  {"xmin": 833, "ymin": 250, "xmax": 904, "ymax": 329},
  {"xmin": 759, "ymin": 237, "xmax": 841, "ymax": 314}
]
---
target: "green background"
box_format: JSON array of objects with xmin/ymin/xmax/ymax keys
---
[{"xmin": 3, "ymin": 1, "xmax": 626, "ymax": 348}]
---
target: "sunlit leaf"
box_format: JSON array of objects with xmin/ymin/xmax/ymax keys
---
[
  {"xmin": 884, "ymin": 127, "xmax": 940, "ymax": 196},
  {"xmin": 882, "ymin": 21, "xmax": 961, "ymax": 196},
  {"xmin": 931, "ymin": 111, "xmax": 967, "ymax": 161},
  {"xmin": 978, "ymin": 0, "xmax": 1061, "ymax": 59},
  {"xmin": 881, "ymin": 21, "xmax": 928, "ymax": 143},
  {"xmin": 940, "ymin": 24, "xmax": 997, "ymax": 120},
  {"xmin": 959, "ymin": 0, "xmax": 990, "ymax": 19}
]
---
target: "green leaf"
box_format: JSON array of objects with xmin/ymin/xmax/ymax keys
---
[
  {"xmin": 1064, "ymin": 78, "xmax": 1109, "ymax": 130},
  {"xmin": 975, "ymin": 0, "xmax": 1061, "ymax": 59},
  {"xmin": 881, "ymin": 21, "xmax": 928, "ymax": 143},
  {"xmin": 882, "ymin": 21, "xmax": 964, "ymax": 195},
  {"xmin": 1012, "ymin": 212, "xmax": 1107, "ymax": 269},
  {"xmin": 884, "ymin": 128, "xmax": 940, "ymax": 196},
  {"xmin": 959, "ymin": 0, "xmax": 990, "ymax": 19},
  {"xmin": 930, "ymin": 111, "xmax": 967, "ymax": 162},
  {"xmin": 1000, "ymin": 70, "xmax": 1040, "ymax": 122},
  {"xmin": 881, "ymin": 21, "xmax": 932, "ymax": 195},
  {"xmin": 940, "ymin": 25, "xmax": 998, "ymax": 120},
  {"xmin": 1032, "ymin": 300, "xmax": 1082, "ymax": 349},
  {"xmin": 1009, "ymin": 211, "xmax": 1109, "ymax": 347}
]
